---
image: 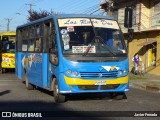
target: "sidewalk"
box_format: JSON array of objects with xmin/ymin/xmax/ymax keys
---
[{"xmin": 129, "ymin": 73, "xmax": 160, "ymax": 93}]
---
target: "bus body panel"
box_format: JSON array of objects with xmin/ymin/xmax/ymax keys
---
[
  {"xmin": 15, "ymin": 52, "xmax": 24, "ymax": 79},
  {"xmin": 50, "ymin": 57, "xmax": 129, "ymax": 94}
]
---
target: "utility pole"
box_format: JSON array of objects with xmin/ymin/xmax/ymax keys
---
[
  {"xmin": 6, "ymin": 18, "xmax": 12, "ymax": 31},
  {"xmin": 100, "ymin": 0, "xmax": 113, "ymax": 16},
  {"xmin": 25, "ymin": 3, "xmax": 36, "ymax": 17}
]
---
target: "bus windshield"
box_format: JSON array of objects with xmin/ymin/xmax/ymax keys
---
[
  {"xmin": 2, "ymin": 36, "xmax": 15, "ymax": 53},
  {"xmin": 58, "ymin": 18, "xmax": 127, "ymax": 56}
]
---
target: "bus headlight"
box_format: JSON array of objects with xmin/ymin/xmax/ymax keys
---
[
  {"xmin": 73, "ymin": 71, "xmax": 78, "ymax": 76},
  {"xmin": 123, "ymin": 69, "xmax": 127, "ymax": 73},
  {"xmin": 119, "ymin": 70, "xmax": 123, "ymax": 75},
  {"xmin": 66, "ymin": 70, "xmax": 71, "ymax": 75}
]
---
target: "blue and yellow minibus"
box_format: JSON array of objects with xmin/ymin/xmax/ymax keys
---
[{"xmin": 16, "ymin": 14, "xmax": 129, "ymax": 103}]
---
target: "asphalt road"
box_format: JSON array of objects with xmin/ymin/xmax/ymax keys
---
[{"xmin": 0, "ymin": 72, "xmax": 160, "ymax": 120}]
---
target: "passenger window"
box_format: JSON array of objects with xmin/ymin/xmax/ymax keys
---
[
  {"xmin": 22, "ymin": 29, "xmax": 28, "ymax": 52},
  {"xmin": 35, "ymin": 38, "xmax": 42, "ymax": 52},
  {"xmin": 28, "ymin": 39, "xmax": 35, "ymax": 52},
  {"xmin": 44, "ymin": 22, "xmax": 51, "ymax": 52}
]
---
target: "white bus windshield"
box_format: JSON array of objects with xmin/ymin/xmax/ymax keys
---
[{"xmin": 58, "ymin": 18, "xmax": 126, "ymax": 56}]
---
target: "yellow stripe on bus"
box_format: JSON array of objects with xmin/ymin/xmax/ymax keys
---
[{"xmin": 64, "ymin": 75, "xmax": 129, "ymax": 85}]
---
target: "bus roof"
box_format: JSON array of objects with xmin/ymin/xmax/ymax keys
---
[
  {"xmin": 0, "ymin": 31, "xmax": 16, "ymax": 36},
  {"xmin": 17, "ymin": 14, "xmax": 115, "ymax": 29}
]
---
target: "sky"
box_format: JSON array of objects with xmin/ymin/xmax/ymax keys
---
[{"xmin": 0, "ymin": 0, "xmax": 105, "ymax": 32}]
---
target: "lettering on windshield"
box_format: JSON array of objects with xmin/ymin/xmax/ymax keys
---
[
  {"xmin": 64, "ymin": 20, "xmax": 77, "ymax": 25},
  {"xmin": 59, "ymin": 18, "xmax": 119, "ymax": 29},
  {"xmin": 101, "ymin": 20, "xmax": 113, "ymax": 25},
  {"xmin": 64, "ymin": 19, "xmax": 112, "ymax": 26}
]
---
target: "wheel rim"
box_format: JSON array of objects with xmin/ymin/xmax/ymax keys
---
[{"xmin": 54, "ymin": 84, "xmax": 59, "ymax": 96}]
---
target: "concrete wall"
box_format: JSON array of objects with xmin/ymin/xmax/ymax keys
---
[
  {"xmin": 140, "ymin": 0, "xmax": 151, "ymax": 29},
  {"xmin": 112, "ymin": 0, "xmax": 160, "ymax": 75},
  {"xmin": 124, "ymin": 31, "xmax": 160, "ymax": 73}
]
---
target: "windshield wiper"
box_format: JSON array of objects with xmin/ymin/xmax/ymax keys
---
[
  {"xmin": 82, "ymin": 19, "xmax": 96, "ymax": 56},
  {"xmin": 83, "ymin": 19, "xmax": 116, "ymax": 56}
]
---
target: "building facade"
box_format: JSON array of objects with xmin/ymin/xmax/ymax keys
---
[{"xmin": 103, "ymin": 0, "xmax": 160, "ymax": 76}]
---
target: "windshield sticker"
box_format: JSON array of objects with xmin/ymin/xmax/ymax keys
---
[
  {"xmin": 64, "ymin": 45, "xmax": 70, "ymax": 50},
  {"xmin": 72, "ymin": 46, "xmax": 96, "ymax": 53},
  {"xmin": 67, "ymin": 26, "xmax": 74, "ymax": 32},
  {"xmin": 62, "ymin": 34, "xmax": 70, "ymax": 50},
  {"xmin": 58, "ymin": 18, "xmax": 119, "ymax": 29},
  {"xmin": 62, "ymin": 34, "xmax": 70, "ymax": 41},
  {"xmin": 61, "ymin": 29, "xmax": 68, "ymax": 34}
]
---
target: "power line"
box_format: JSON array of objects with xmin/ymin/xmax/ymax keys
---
[
  {"xmin": 90, "ymin": 8, "xmax": 101, "ymax": 15},
  {"xmin": 82, "ymin": 5, "xmax": 99, "ymax": 14},
  {"xmin": 25, "ymin": 3, "xmax": 36, "ymax": 13}
]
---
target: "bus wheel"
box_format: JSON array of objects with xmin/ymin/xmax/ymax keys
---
[
  {"xmin": 110, "ymin": 92, "xmax": 126, "ymax": 100},
  {"xmin": 2, "ymin": 69, "xmax": 5, "ymax": 73},
  {"xmin": 24, "ymin": 72, "xmax": 34, "ymax": 90},
  {"xmin": 52, "ymin": 78, "xmax": 66, "ymax": 103}
]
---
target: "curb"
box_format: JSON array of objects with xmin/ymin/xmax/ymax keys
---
[
  {"xmin": 145, "ymin": 85, "xmax": 160, "ymax": 92},
  {"xmin": 130, "ymin": 82, "xmax": 160, "ymax": 93}
]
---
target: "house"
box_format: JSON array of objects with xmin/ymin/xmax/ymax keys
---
[{"xmin": 101, "ymin": 0, "xmax": 160, "ymax": 76}]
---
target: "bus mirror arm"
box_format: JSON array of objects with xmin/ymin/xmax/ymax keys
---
[
  {"xmin": 49, "ymin": 48, "xmax": 54, "ymax": 53},
  {"xmin": 49, "ymin": 48, "xmax": 58, "ymax": 55}
]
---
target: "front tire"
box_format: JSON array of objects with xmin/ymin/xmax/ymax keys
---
[
  {"xmin": 2, "ymin": 68, "xmax": 5, "ymax": 73},
  {"xmin": 52, "ymin": 78, "xmax": 66, "ymax": 103},
  {"xmin": 110, "ymin": 92, "xmax": 126, "ymax": 100}
]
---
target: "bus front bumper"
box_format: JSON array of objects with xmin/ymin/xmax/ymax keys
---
[{"xmin": 60, "ymin": 75, "xmax": 129, "ymax": 94}]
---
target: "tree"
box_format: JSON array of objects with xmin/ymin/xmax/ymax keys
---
[{"xmin": 27, "ymin": 9, "xmax": 58, "ymax": 22}]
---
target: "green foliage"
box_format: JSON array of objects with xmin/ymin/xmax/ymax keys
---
[
  {"xmin": 27, "ymin": 9, "xmax": 59, "ymax": 22},
  {"xmin": 156, "ymin": 20, "xmax": 160, "ymax": 23},
  {"xmin": 129, "ymin": 75, "xmax": 148, "ymax": 80}
]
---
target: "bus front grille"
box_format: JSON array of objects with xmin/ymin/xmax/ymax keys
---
[
  {"xmin": 77, "ymin": 84, "xmax": 120, "ymax": 90},
  {"xmin": 80, "ymin": 71, "xmax": 118, "ymax": 79},
  {"xmin": 101, "ymin": 84, "xmax": 120, "ymax": 90},
  {"xmin": 78, "ymin": 85, "xmax": 98, "ymax": 90}
]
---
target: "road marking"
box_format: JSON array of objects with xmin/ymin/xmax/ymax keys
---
[
  {"xmin": 0, "ymin": 84, "xmax": 9, "ymax": 85},
  {"xmin": 0, "ymin": 80, "xmax": 20, "ymax": 81}
]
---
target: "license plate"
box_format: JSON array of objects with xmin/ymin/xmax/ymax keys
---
[{"xmin": 95, "ymin": 80, "xmax": 106, "ymax": 85}]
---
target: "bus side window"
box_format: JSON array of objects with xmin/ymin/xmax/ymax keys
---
[
  {"xmin": 28, "ymin": 39, "xmax": 35, "ymax": 52},
  {"xmin": 44, "ymin": 22, "xmax": 51, "ymax": 52},
  {"xmin": 35, "ymin": 38, "xmax": 42, "ymax": 52},
  {"xmin": 35, "ymin": 23, "xmax": 43, "ymax": 52},
  {"xmin": 17, "ymin": 29, "xmax": 23, "ymax": 51},
  {"xmin": 44, "ymin": 21, "xmax": 58, "ymax": 65},
  {"xmin": 22, "ymin": 29, "xmax": 28, "ymax": 52}
]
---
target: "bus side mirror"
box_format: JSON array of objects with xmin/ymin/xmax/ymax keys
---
[{"xmin": 49, "ymin": 44, "xmax": 58, "ymax": 53}]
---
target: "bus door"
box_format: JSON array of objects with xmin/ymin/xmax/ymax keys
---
[
  {"xmin": 27, "ymin": 24, "xmax": 44, "ymax": 87},
  {"xmin": 43, "ymin": 20, "xmax": 58, "ymax": 89}
]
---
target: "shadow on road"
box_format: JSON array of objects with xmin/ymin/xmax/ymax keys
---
[{"xmin": 0, "ymin": 90, "xmax": 11, "ymax": 96}]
